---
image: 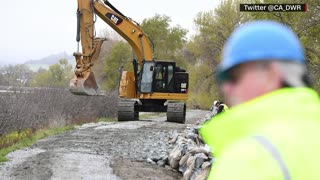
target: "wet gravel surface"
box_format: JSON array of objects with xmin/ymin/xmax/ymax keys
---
[{"xmin": 0, "ymin": 110, "xmax": 208, "ymax": 180}]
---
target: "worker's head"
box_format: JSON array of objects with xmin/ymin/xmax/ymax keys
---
[
  {"xmin": 213, "ymin": 100, "xmax": 220, "ymax": 107},
  {"xmin": 217, "ymin": 20, "xmax": 309, "ymax": 107}
]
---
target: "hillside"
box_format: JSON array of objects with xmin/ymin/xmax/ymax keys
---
[{"xmin": 24, "ymin": 52, "xmax": 75, "ymax": 71}]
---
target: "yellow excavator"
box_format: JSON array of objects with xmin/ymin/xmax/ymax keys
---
[{"xmin": 70, "ymin": 0, "xmax": 189, "ymax": 123}]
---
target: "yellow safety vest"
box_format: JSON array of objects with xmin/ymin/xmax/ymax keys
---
[{"xmin": 200, "ymin": 88, "xmax": 320, "ymax": 180}]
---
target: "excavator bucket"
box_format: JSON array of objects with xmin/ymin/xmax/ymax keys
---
[{"xmin": 69, "ymin": 72, "xmax": 99, "ymax": 96}]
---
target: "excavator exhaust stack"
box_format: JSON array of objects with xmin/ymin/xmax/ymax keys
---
[{"xmin": 69, "ymin": 72, "xmax": 99, "ymax": 96}]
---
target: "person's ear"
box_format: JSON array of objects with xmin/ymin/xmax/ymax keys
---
[{"xmin": 268, "ymin": 62, "xmax": 282, "ymax": 88}]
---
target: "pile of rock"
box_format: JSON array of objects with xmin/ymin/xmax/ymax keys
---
[
  {"xmin": 142, "ymin": 112, "xmax": 215, "ymax": 179},
  {"xmin": 167, "ymin": 123, "xmax": 213, "ymax": 180}
]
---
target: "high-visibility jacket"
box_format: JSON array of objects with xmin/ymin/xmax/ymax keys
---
[{"xmin": 200, "ymin": 88, "xmax": 320, "ymax": 180}]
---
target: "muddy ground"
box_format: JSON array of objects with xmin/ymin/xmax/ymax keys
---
[{"xmin": 0, "ymin": 110, "xmax": 209, "ymax": 180}]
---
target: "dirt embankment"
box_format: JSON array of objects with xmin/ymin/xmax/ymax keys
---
[{"xmin": 0, "ymin": 110, "xmax": 209, "ymax": 180}]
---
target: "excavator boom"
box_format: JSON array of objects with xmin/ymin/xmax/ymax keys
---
[{"xmin": 70, "ymin": 0, "xmax": 153, "ymax": 95}]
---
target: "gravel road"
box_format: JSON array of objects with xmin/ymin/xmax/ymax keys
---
[{"xmin": 0, "ymin": 110, "xmax": 209, "ymax": 180}]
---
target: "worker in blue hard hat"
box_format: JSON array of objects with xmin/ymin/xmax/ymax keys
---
[{"xmin": 200, "ymin": 20, "xmax": 320, "ymax": 179}]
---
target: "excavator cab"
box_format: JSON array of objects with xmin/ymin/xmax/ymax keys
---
[
  {"xmin": 139, "ymin": 61, "xmax": 188, "ymax": 94},
  {"xmin": 118, "ymin": 60, "xmax": 189, "ymax": 123}
]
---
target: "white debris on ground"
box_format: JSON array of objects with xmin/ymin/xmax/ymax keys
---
[{"xmin": 166, "ymin": 113, "xmax": 215, "ymax": 180}]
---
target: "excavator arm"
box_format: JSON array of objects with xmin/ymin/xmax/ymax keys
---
[{"xmin": 70, "ymin": 0, "xmax": 153, "ymax": 95}]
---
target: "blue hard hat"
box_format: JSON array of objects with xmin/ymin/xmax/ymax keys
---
[{"xmin": 217, "ymin": 20, "xmax": 305, "ymax": 82}]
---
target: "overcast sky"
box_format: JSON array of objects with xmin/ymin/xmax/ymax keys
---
[{"xmin": 1, "ymin": 0, "xmax": 219, "ymax": 65}]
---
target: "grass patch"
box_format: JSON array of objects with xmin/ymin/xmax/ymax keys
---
[{"xmin": 0, "ymin": 126, "xmax": 73, "ymax": 162}]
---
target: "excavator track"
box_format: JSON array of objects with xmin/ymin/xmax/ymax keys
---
[
  {"xmin": 118, "ymin": 99, "xmax": 139, "ymax": 121},
  {"xmin": 167, "ymin": 102, "xmax": 186, "ymax": 124}
]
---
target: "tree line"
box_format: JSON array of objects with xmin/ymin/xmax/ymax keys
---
[
  {"xmin": 0, "ymin": 59, "xmax": 72, "ymax": 88},
  {"xmin": 1, "ymin": 0, "xmax": 319, "ymax": 109},
  {"xmin": 96, "ymin": 0, "xmax": 319, "ymax": 109}
]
